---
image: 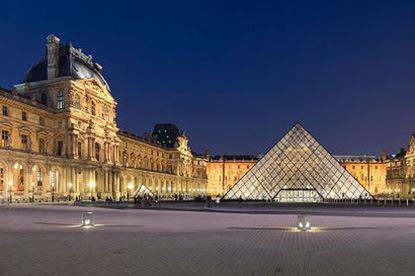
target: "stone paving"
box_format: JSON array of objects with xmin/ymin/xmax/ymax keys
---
[{"xmin": 0, "ymin": 204, "xmax": 415, "ymax": 276}]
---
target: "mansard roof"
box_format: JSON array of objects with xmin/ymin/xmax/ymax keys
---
[{"xmin": 24, "ymin": 39, "xmax": 111, "ymax": 92}]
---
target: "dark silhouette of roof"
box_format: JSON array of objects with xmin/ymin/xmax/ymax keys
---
[{"xmin": 24, "ymin": 42, "xmax": 111, "ymax": 92}]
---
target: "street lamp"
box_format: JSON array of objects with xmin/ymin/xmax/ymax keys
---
[{"xmin": 127, "ymin": 183, "xmax": 133, "ymax": 202}]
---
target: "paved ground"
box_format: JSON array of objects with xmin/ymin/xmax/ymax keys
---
[{"xmin": 1, "ymin": 204, "xmax": 415, "ymax": 276}]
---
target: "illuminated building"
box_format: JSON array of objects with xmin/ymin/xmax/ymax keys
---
[{"xmin": 0, "ymin": 34, "xmax": 207, "ymax": 202}]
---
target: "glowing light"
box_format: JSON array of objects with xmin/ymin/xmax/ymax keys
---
[
  {"xmin": 297, "ymin": 215, "xmax": 311, "ymax": 231},
  {"xmin": 81, "ymin": 212, "xmax": 94, "ymax": 227},
  {"xmin": 127, "ymin": 183, "xmax": 133, "ymax": 190}
]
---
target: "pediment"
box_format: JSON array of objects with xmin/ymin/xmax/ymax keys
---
[{"xmin": 82, "ymin": 79, "xmax": 116, "ymax": 102}]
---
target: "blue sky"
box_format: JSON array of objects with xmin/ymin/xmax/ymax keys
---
[{"xmin": 1, "ymin": 0, "xmax": 415, "ymax": 156}]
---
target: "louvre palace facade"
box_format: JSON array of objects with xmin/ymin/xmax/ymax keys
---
[{"xmin": 0, "ymin": 34, "xmax": 208, "ymax": 202}]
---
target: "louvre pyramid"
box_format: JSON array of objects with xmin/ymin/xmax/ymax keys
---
[{"xmin": 224, "ymin": 123, "xmax": 372, "ymax": 202}]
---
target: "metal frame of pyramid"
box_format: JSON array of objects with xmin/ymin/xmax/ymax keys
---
[{"xmin": 223, "ymin": 123, "xmax": 372, "ymax": 202}]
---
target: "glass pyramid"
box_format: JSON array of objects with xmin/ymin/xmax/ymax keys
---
[{"xmin": 223, "ymin": 123, "xmax": 372, "ymax": 202}]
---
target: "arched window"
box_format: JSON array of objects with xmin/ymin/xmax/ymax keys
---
[
  {"xmin": 40, "ymin": 93, "xmax": 47, "ymax": 105},
  {"xmin": 75, "ymin": 94, "xmax": 81, "ymax": 110},
  {"xmin": 56, "ymin": 91, "xmax": 64, "ymax": 109},
  {"xmin": 95, "ymin": 143, "xmax": 100, "ymax": 161},
  {"xmin": 91, "ymin": 101, "xmax": 96, "ymax": 116}
]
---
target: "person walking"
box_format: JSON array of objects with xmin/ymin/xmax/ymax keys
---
[
  {"xmin": 238, "ymin": 196, "xmax": 243, "ymax": 208},
  {"xmin": 215, "ymin": 195, "xmax": 221, "ymax": 208}
]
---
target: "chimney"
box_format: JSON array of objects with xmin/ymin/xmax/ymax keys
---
[
  {"xmin": 381, "ymin": 149, "xmax": 387, "ymax": 163},
  {"xmin": 205, "ymin": 148, "xmax": 211, "ymax": 159},
  {"xmin": 46, "ymin": 34, "xmax": 60, "ymax": 79},
  {"xmin": 94, "ymin": 62, "xmax": 103, "ymax": 74}
]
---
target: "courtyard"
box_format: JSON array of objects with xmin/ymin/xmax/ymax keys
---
[{"xmin": 0, "ymin": 204, "xmax": 415, "ymax": 275}]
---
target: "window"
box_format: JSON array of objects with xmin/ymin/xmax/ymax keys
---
[
  {"xmin": 57, "ymin": 141, "xmax": 63, "ymax": 156},
  {"xmin": 21, "ymin": 134, "xmax": 28, "ymax": 150},
  {"xmin": 1, "ymin": 130, "xmax": 9, "ymax": 147},
  {"xmin": 58, "ymin": 120, "xmax": 62, "ymax": 129},
  {"xmin": 78, "ymin": 142, "xmax": 82, "ymax": 158},
  {"xmin": 352, "ymin": 166, "xmax": 355, "ymax": 170},
  {"xmin": 40, "ymin": 93, "xmax": 47, "ymax": 105},
  {"xmin": 39, "ymin": 138, "xmax": 45, "ymax": 153},
  {"xmin": 37, "ymin": 170, "xmax": 43, "ymax": 186},
  {"xmin": 91, "ymin": 101, "xmax": 96, "ymax": 116},
  {"xmin": 375, "ymin": 166, "xmax": 378, "ymax": 170},
  {"xmin": 103, "ymin": 106, "xmax": 109, "ymax": 121},
  {"xmin": 39, "ymin": 117, "xmax": 45, "ymax": 126},
  {"xmin": 22, "ymin": 111, "xmax": 27, "ymax": 121},
  {"xmin": 2, "ymin": 106, "xmax": 8, "ymax": 116},
  {"xmin": 95, "ymin": 143, "xmax": 100, "ymax": 161},
  {"xmin": 56, "ymin": 91, "xmax": 64, "ymax": 109},
  {"xmin": 75, "ymin": 94, "xmax": 81, "ymax": 110}
]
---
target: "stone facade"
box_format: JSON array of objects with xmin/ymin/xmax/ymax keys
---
[
  {"xmin": 207, "ymin": 154, "xmax": 388, "ymax": 197},
  {"xmin": 206, "ymin": 155, "xmax": 259, "ymax": 197},
  {"xmin": 0, "ymin": 35, "xmax": 208, "ymax": 202},
  {"xmin": 336, "ymin": 154, "xmax": 388, "ymax": 195},
  {"xmin": 385, "ymin": 135, "xmax": 415, "ymax": 196}
]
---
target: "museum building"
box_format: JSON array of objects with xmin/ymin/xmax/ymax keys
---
[{"xmin": 0, "ymin": 35, "xmax": 208, "ymax": 202}]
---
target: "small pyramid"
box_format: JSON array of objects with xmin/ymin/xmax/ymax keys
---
[
  {"xmin": 223, "ymin": 123, "xmax": 372, "ymax": 202},
  {"xmin": 133, "ymin": 184, "xmax": 155, "ymax": 198}
]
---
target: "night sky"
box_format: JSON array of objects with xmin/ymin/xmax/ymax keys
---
[{"xmin": 1, "ymin": 0, "xmax": 415, "ymax": 156}]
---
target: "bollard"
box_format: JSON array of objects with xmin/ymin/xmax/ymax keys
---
[
  {"xmin": 82, "ymin": 212, "xmax": 93, "ymax": 226},
  {"xmin": 407, "ymin": 199, "xmax": 409, "ymax": 207}
]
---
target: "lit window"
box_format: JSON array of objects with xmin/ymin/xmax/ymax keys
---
[
  {"xmin": 1, "ymin": 130, "xmax": 9, "ymax": 147},
  {"xmin": 37, "ymin": 170, "xmax": 43, "ymax": 186},
  {"xmin": 57, "ymin": 91, "xmax": 64, "ymax": 110}
]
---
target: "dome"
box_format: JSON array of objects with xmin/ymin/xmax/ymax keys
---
[{"xmin": 24, "ymin": 42, "xmax": 111, "ymax": 92}]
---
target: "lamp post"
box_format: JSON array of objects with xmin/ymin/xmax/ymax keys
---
[{"xmin": 127, "ymin": 183, "xmax": 133, "ymax": 202}]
